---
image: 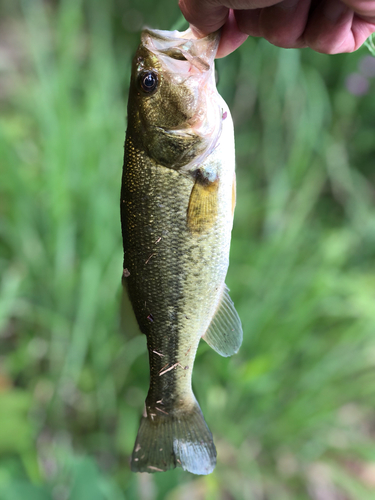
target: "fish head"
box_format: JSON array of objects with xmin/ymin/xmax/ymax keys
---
[{"xmin": 127, "ymin": 28, "xmax": 222, "ymax": 171}]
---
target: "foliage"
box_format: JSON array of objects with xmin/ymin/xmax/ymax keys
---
[
  {"xmin": 365, "ymin": 34, "xmax": 375, "ymax": 56},
  {"xmin": 1, "ymin": 0, "xmax": 375, "ymax": 498}
]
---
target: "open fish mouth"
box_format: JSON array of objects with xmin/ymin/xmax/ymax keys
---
[{"xmin": 141, "ymin": 28, "xmax": 220, "ymax": 73}]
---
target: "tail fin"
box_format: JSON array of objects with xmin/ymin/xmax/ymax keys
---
[{"xmin": 131, "ymin": 401, "xmax": 216, "ymax": 475}]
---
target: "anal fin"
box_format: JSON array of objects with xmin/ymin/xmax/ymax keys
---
[{"xmin": 203, "ymin": 285, "xmax": 242, "ymax": 357}]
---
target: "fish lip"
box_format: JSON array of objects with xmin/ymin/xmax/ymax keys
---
[
  {"xmin": 141, "ymin": 28, "xmax": 220, "ymax": 73},
  {"xmin": 141, "ymin": 27, "xmax": 220, "ymax": 46}
]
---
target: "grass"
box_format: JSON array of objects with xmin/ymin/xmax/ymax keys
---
[
  {"xmin": 365, "ymin": 34, "xmax": 375, "ymax": 56},
  {"xmin": 1, "ymin": 0, "xmax": 375, "ymax": 499}
]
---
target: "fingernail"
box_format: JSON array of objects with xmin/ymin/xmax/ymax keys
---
[{"xmin": 323, "ymin": 0, "xmax": 347, "ymax": 23}]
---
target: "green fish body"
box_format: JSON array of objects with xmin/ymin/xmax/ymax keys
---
[{"xmin": 120, "ymin": 28, "xmax": 242, "ymax": 475}]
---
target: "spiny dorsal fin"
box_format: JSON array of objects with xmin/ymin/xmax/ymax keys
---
[
  {"xmin": 187, "ymin": 174, "xmax": 219, "ymax": 235},
  {"xmin": 203, "ymin": 285, "xmax": 243, "ymax": 357}
]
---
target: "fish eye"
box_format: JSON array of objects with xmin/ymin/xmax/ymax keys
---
[{"xmin": 139, "ymin": 70, "xmax": 158, "ymax": 94}]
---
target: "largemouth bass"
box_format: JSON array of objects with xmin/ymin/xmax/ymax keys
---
[{"xmin": 120, "ymin": 27, "xmax": 242, "ymax": 475}]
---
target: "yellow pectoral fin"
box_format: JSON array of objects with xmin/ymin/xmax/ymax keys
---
[{"xmin": 187, "ymin": 177, "xmax": 219, "ymax": 235}]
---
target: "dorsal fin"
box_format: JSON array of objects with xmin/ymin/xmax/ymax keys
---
[{"xmin": 203, "ymin": 285, "xmax": 242, "ymax": 357}]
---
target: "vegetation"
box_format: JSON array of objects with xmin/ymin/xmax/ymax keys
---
[{"xmin": 1, "ymin": 0, "xmax": 375, "ymax": 498}]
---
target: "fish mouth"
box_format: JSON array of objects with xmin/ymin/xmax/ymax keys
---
[{"xmin": 141, "ymin": 28, "xmax": 220, "ymax": 73}]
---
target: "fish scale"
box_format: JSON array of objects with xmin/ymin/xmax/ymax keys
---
[{"xmin": 120, "ymin": 28, "xmax": 242, "ymax": 475}]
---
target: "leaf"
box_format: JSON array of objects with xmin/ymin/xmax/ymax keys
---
[{"xmin": 364, "ymin": 34, "xmax": 375, "ymax": 56}]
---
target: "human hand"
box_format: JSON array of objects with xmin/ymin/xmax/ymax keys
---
[{"xmin": 179, "ymin": 0, "xmax": 375, "ymax": 57}]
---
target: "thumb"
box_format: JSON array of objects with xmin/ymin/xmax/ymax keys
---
[{"xmin": 178, "ymin": 0, "xmax": 230, "ymax": 35}]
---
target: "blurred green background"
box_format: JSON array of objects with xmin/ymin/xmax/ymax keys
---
[{"xmin": 1, "ymin": 0, "xmax": 375, "ymax": 498}]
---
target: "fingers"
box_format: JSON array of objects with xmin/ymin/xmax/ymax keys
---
[
  {"xmin": 304, "ymin": 0, "xmax": 375, "ymax": 53},
  {"xmin": 179, "ymin": 0, "xmax": 283, "ymax": 36},
  {"xmin": 216, "ymin": 10, "xmax": 249, "ymax": 57},
  {"xmin": 179, "ymin": 0, "xmax": 375, "ymax": 56},
  {"xmin": 180, "ymin": 0, "xmax": 313, "ymax": 50},
  {"xmin": 235, "ymin": 0, "xmax": 311, "ymax": 47},
  {"xmin": 178, "ymin": 0, "xmax": 248, "ymax": 57},
  {"xmin": 342, "ymin": 0, "xmax": 375, "ymax": 21},
  {"xmin": 180, "ymin": 0, "xmax": 311, "ymax": 52},
  {"xmin": 232, "ymin": 0, "xmax": 375, "ymax": 53}
]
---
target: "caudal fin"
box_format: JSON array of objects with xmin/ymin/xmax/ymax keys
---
[{"xmin": 131, "ymin": 401, "xmax": 216, "ymax": 475}]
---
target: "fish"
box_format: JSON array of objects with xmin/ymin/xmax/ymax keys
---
[{"xmin": 120, "ymin": 27, "xmax": 242, "ymax": 476}]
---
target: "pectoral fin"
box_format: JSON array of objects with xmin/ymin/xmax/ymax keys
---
[
  {"xmin": 203, "ymin": 285, "xmax": 243, "ymax": 357},
  {"xmin": 187, "ymin": 175, "xmax": 219, "ymax": 235}
]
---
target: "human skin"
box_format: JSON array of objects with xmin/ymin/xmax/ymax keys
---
[{"xmin": 179, "ymin": 0, "xmax": 375, "ymax": 57}]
